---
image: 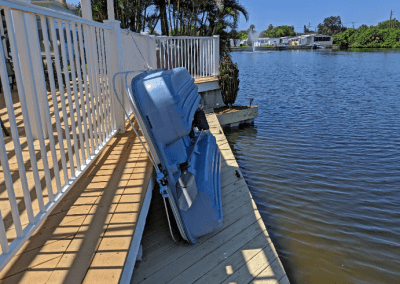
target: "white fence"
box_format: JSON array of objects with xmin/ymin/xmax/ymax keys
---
[
  {"xmin": 0, "ymin": 0, "xmax": 118, "ymax": 270},
  {"xmin": 0, "ymin": 0, "xmax": 219, "ymax": 271},
  {"xmin": 120, "ymin": 30, "xmax": 157, "ymax": 115},
  {"xmin": 155, "ymin": 36, "xmax": 220, "ymax": 78}
]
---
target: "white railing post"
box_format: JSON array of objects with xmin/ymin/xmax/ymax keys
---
[
  {"xmin": 148, "ymin": 35, "xmax": 157, "ymax": 69},
  {"xmin": 104, "ymin": 20, "xmax": 126, "ymax": 133},
  {"xmin": 81, "ymin": 0, "xmax": 92, "ymax": 20},
  {"xmin": 213, "ymin": 35, "xmax": 220, "ymax": 76},
  {"xmin": 107, "ymin": 0, "xmax": 115, "ymax": 21},
  {"xmin": 11, "ymin": 10, "xmax": 48, "ymax": 139}
]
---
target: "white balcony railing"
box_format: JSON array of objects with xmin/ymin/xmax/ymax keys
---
[
  {"xmin": 0, "ymin": 0, "xmax": 117, "ymax": 270},
  {"xmin": 155, "ymin": 35, "xmax": 220, "ymax": 78}
]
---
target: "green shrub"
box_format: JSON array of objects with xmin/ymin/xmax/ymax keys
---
[
  {"xmin": 219, "ymin": 55, "xmax": 240, "ymax": 107},
  {"xmin": 333, "ymin": 19, "xmax": 400, "ymax": 48}
]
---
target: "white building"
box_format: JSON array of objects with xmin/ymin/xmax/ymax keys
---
[
  {"xmin": 240, "ymin": 38, "xmax": 248, "ymax": 46},
  {"xmin": 288, "ymin": 36, "xmax": 301, "ymax": 45},
  {"xmin": 254, "ymin": 38, "xmax": 274, "ymax": 46},
  {"xmin": 229, "ymin": 39, "xmax": 241, "ymax": 47},
  {"xmin": 297, "ymin": 34, "xmax": 333, "ymax": 46},
  {"xmin": 278, "ymin": 37, "xmax": 289, "ymax": 46}
]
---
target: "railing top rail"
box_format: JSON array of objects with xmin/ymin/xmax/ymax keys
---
[
  {"xmin": 156, "ymin": 35, "xmax": 217, "ymax": 40},
  {"xmin": 0, "ymin": 0, "xmax": 112, "ymax": 29}
]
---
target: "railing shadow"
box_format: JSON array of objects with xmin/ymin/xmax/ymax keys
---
[
  {"xmin": 0, "ymin": 118, "xmax": 151, "ymax": 283},
  {"xmin": 0, "ymin": 80, "xmax": 110, "ymax": 244}
]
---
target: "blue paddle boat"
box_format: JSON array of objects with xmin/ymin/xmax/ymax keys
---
[{"xmin": 120, "ymin": 67, "xmax": 223, "ymax": 243}]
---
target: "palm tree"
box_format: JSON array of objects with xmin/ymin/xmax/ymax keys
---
[{"xmin": 88, "ymin": 0, "xmax": 249, "ymax": 55}]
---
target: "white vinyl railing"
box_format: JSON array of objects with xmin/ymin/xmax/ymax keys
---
[
  {"xmin": 0, "ymin": 0, "xmax": 219, "ymax": 272},
  {"xmin": 120, "ymin": 30, "xmax": 157, "ymax": 116},
  {"xmin": 155, "ymin": 35, "xmax": 220, "ymax": 78},
  {"xmin": 0, "ymin": 0, "xmax": 117, "ymax": 270}
]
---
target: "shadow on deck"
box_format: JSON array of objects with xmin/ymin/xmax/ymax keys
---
[{"xmin": 0, "ymin": 118, "xmax": 153, "ymax": 283}]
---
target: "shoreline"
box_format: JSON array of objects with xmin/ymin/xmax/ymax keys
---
[{"xmin": 230, "ymin": 45, "xmax": 331, "ymax": 52}]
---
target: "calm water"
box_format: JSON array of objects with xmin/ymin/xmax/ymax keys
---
[{"xmin": 226, "ymin": 50, "xmax": 400, "ymax": 284}]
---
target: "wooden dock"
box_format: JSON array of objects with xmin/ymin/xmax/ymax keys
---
[
  {"xmin": 130, "ymin": 112, "xmax": 289, "ymax": 284},
  {"xmin": 0, "ymin": 118, "xmax": 154, "ymax": 283}
]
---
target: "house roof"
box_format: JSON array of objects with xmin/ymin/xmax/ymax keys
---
[{"xmin": 300, "ymin": 34, "xmax": 332, "ymax": 38}]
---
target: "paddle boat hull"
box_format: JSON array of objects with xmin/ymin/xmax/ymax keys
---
[{"xmin": 129, "ymin": 68, "xmax": 223, "ymax": 243}]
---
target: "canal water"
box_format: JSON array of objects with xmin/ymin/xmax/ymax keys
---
[{"xmin": 226, "ymin": 50, "xmax": 400, "ymax": 284}]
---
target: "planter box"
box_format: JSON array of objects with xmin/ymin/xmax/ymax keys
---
[{"xmin": 216, "ymin": 106, "xmax": 258, "ymax": 127}]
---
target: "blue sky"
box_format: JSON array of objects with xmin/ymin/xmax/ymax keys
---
[
  {"xmin": 236, "ymin": 0, "xmax": 400, "ymax": 33},
  {"xmin": 68, "ymin": 0, "xmax": 400, "ymax": 33}
]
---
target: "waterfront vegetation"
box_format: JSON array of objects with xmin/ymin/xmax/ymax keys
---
[
  {"xmin": 333, "ymin": 19, "xmax": 400, "ymax": 48},
  {"xmin": 263, "ymin": 25, "xmax": 296, "ymax": 38},
  {"xmin": 89, "ymin": 0, "xmax": 249, "ymax": 58},
  {"xmin": 230, "ymin": 45, "xmax": 248, "ymax": 48}
]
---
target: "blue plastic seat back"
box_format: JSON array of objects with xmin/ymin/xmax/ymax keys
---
[{"xmin": 132, "ymin": 68, "xmax": 200, "ymax": 145}]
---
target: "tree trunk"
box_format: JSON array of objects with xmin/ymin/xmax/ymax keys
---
[
  {"xmin": 157, "ymin": 0, "xmax": 169, "ymax": 36},
  {"xmin": 168, "ymin": 0, "xmax": 173, "ymax": 35},
  {"xmin": 175, "ymin": 0, "xmax": 180, "ymax": 35},
  {"xmin": 143, "ymin": 5, "xmax": 147, "ymax": 32},
  {"xmin": 188, "ymin": 1, "xmax": 195, "ymax": 36},
  {"xmin": 137, "ymin": 0, "xmax": 141, "ymax": 32}
]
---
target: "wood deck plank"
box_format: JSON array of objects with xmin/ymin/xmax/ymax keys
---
[
  {"xmin": 0, "ymin": 115, "xmax": 154, "ymax": 284},
  {"xmin": 168, "ymin": 214, "xmax": 265, "ymax": 283},
  {"xmin": 138, "ymin": 188, "xmax": 255, "ymax": 268},
  {"xmin": 130, "ymin": 113, "xmax": 288, "ymax": 284},
  {"xmin": 133, "ymin": 196, "xmax": 258, "ymax": 278},
  {"xmin": 221, "ymin": 247, "xmax": 280, "ymax": 284},
  {"xmin": 194, "ymin": 231, "xmax": 272, "ymax": 284},
  {"xmin": 193, "ymin": 77, "xmax": 218, "ymax": 84},
  {"xmin": 137, "ymin": 210, "xmax": 260, "ymax": 283}
]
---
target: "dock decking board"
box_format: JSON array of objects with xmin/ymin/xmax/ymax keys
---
[
  {"xmin": 193, "ymin": 77, "xmax": 218, "ymax": 84},
  {"xmin": 130, "ymin": 113, "xmax": 288, "ymax": 284},
  {"xmin": 0, "ymin": 86, "xmax": 119, "ymax": 251},
  {"xmin": 0, "ymin": 118, "xmax": 154, "ymax": 284}
]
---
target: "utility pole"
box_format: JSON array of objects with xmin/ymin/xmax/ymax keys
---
[
  {"xmin": 389, "ymin": 10, "xmax": 393, "ymax": 28},
  {"xmin": 352, "ymin": 22, "xmax": 355, "ymax": 29}
]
